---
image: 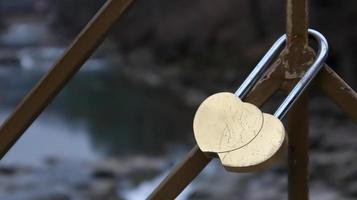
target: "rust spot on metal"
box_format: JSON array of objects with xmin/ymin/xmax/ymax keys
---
[{"xmin": 279, "ymin": 46, "xmax": 315, "ymax": 79}]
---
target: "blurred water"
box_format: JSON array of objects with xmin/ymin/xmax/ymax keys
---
[
  {"xmin": 0, "ymin": 17, "xmax": 195, "ymax": 199},
  {"xmin": 0, "ymin": 64, "xmax": 192, "ymax": 162},
  {"xmin": 0, "ymin": 51, "xmax": 193, "ymax": 199},
  {"xmin": 0, "ymin": 15, "xmax": 193, "ymax": 161},
  {"xmin": 0, "ymin": 21, "xmax": 47, "ymax": 46},
  {"xmin": 1, "ymin": 111, "xmax": 98, "ymax": 166},
  {"xmin": 122, "ymin": 170, "xmax": 194, "ymax": 200}
]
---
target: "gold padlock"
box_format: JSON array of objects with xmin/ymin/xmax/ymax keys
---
[
  {"xmin": 193, "ymin": 29, "xmax": 328, "ymax": 172},
  {"xmin": 193, "ymin": 92, "xmax": 286, "ymax": 172}
]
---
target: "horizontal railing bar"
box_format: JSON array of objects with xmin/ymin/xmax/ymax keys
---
[{"xmin": 0, "ymin": 0, "xmax": 134, "ymax": 158}]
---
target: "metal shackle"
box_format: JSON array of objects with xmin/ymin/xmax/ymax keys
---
[{"xmin": 235, "ymin": 29, "xmax": 329, "ymax": 120}]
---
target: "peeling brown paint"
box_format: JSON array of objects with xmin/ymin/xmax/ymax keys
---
[{"xmin": 285, "ymin": 1, "xmax": 310, "ymax": 200}]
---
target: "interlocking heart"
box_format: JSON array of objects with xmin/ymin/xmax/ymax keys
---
[{"xmin": 193, "ymin": 92, "xmax": 287, "ymax": 172}]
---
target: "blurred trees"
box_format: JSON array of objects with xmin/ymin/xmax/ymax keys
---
[
  {"xmin": 49, "ymin": 0, "xmax": 284, "ymax": 61},
  {"xmin": 49, "ymin": 0, "xmax": 106, "ymax": 38},
  {"xmin": 49, "ymin": 0, "xmax": 356, "ymax": 87}
]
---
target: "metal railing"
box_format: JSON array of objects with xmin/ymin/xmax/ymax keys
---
[{"xmin": 0, "ymin": 0, "xmax": 356, "ymax": 199}]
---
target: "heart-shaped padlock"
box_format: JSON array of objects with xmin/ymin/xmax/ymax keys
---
[
  {"xmin": 193, "ymin": 92, "xmax": 286, "ymax": 172},
  {"xmin": 192, "ymin": 29, "xmax": 328, "ymax": 172}
]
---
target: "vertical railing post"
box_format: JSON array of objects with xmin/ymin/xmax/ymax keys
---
[
  {"xmin": 287, "ymin": 93, "xmax": 309, "ymax": 200},
  {"xmin": 284, "ymin": 0, "xmax": 311, "ymax": 199}
]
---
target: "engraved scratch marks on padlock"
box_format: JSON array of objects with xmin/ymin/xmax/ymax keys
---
[
  {"xmin": 228, "ymin": 104, "xmax": 244, "ymax": 143},
  {"xmin": 193, "ymin": 92, "xmax": 264, "ymax": 153},
  {"xmin": 230, "ymin": 104, "xmax": 245, "ymax": 145},
  {"xmin": 219, "ymin": 121, "xmax": 231, "ymax": 149},
  {"xmin": 225, "ymin": 105, "xmax": 234, "ymax": 143},
  {"xmin": 224, "ymin": 121, "xmax": 232, "ymax": 142},
  {"xmin": 220, "ymin": 105, "xmax": 242, "ymax": 149}
]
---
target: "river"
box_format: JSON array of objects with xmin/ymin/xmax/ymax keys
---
[{"xmin": 0, "ymin": 18, "xmax": 198, "ymax": 199}]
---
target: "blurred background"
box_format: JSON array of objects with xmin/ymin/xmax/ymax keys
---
[{"xmin": 0, "ymin": 0, "xmax": 355, "ymax": 199}]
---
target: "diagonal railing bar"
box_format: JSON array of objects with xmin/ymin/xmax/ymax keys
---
[
  {"xmin": 148, "ymin": 146, "xmax": 212, "ymax": 199},
  {"xmin": 0, "ymin": 0, "xmax": 133, "ymax": 158},
  {"xmin": 317, "ymin": 65, "xmax": 357, "ymax": 122}
]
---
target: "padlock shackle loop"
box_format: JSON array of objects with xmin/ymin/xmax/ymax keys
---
[
  {"xmin": 235, "ymin": 29, "xmax": 329, "ymax": 120},
  {"xmin": 274, "ymin": 29, "xmax": 328, "ymax": 119}
]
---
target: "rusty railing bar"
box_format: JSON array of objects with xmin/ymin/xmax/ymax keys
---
[
  {"xmin": 317, "ymin": 65, "xmax": 357, "ymax": 122},
  {"xmin": 286, "ymin": 0, "xmax": 308, "ymax": 46},
  {"xmin": 147, "ymin": 146, "xmax": 212, "ymax": 199},
  {"xmin": 0, "ymin": 0, "xmax": 134, "ymax": 158},
  {"xmin": 285, "ymin": 0, "xmax": 310, "ymax": 199}
]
